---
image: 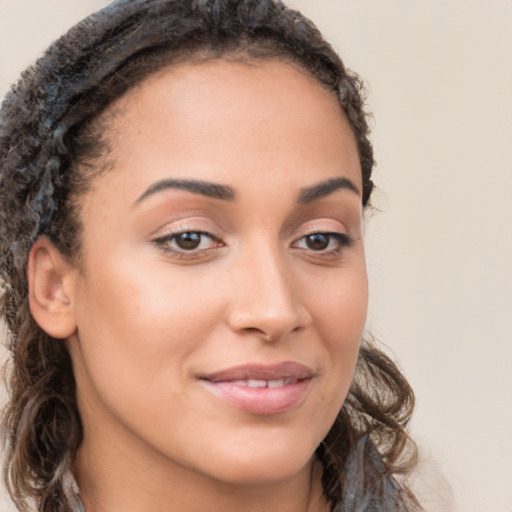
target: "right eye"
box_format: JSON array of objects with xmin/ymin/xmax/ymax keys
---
[{"xmin": 153, "ymin": 230, "xmax": 221, "ymax": 255}]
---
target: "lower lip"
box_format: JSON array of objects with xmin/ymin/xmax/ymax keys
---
[{"xmin": 201, "ymin": 379, "xmax": 312, "ymax": 415}]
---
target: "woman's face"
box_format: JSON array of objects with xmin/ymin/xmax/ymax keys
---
[{"xmin": 67, "ymin": 60, "xmax": 368, "ymax": 486}]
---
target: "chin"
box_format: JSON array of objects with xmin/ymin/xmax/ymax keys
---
[{"xmin": 196, "ymin": 439, "xmax": 318, "ymax": 486}]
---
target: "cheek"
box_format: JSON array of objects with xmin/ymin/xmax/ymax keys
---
[
  {"xmin": 79, "ymin": 246, "xmax": 222, "ymax": 330},
  {"xmin": 305, "ymin": 257, "xmax": 368, "ymax": 405},
  {"xmin": 72, "ymin": 253, "xmax": 226, "ymax": 397},
  {"xmin": 308, "ymin": 256, "xmax": 368, "ymax": 343}
]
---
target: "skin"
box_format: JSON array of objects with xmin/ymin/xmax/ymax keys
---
[{"xmin": 29, "ymin": 60, "xmax": 368, "ymax": 512}]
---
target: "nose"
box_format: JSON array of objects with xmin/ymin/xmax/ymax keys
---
[{"xmin": 225, "ymin": 244, "xmax": 311, "ymax": 342}]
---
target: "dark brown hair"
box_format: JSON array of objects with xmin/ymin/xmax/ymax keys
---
[{"xmin": 0, "ymin": 1, "xmax": 419, "ymax": 510}]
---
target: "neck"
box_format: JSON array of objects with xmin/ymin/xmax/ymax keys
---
[{"xmin": 74, "ymin": 429, "xmax": 329, "ymax": 512}]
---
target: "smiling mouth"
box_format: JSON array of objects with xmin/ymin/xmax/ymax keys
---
[{"xmin": 200, "ymin": 362, "xmax": 314, "ymax": 415}]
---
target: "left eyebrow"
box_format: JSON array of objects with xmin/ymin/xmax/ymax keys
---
[
  {"xmin": 134, "ymin": 178, "xmax": 236, "ymax": 205},
  {"xmin": 297, "ymin": 177, "xmax": 360, "ymax": 204}
]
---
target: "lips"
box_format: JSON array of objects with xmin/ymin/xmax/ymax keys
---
[{"xmin": 200, "ymin": 362, "xmax": 314, "ymax": 415}]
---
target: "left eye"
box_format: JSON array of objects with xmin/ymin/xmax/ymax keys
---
[
  {"xmin": 155, "ymin": 231, "xmax": 218, "ymax": 253},
  {"xmin": 294, "ymin": 232, "xmax": 350, "ymax": 252}
]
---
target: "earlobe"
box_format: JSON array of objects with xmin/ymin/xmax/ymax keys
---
[{"xmin": 28, "ymin": 237, "xmax": 78, "ymax": 339}]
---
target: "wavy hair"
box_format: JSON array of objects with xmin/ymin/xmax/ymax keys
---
[{"xmin": 0, "ymin": 1, "xmax": 419, "ymax": 510}]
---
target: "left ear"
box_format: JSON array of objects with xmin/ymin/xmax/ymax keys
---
[{"xmin": 27, "ymin": 236, "xmax": 78, "ymax": 339}]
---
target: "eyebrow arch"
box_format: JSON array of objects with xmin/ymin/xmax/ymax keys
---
[
  {"xmin": 134, "ymin": 178, "xmax": 236, "ymax": 205},
  {"xmin": 297, "ymin": 177, "xmax": 360, "ymax": 204}
]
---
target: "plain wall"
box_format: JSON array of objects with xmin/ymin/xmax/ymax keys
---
[{"xmin": 1, "ymin": 1, "xmax": 511, "ymax": 511}]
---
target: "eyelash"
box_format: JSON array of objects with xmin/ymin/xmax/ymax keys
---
[
  {"xmin": 152, "ymin": 230, "xmax": 352, "ymax": 259},
  {"xmin": 291, "ymin": 232, "xmax": 352, "ymax": 255},
  {"xmin": 153, "ymin": 230, "xmax": 222, "ymax": 258}
]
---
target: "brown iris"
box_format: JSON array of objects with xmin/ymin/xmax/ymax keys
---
[
  {"xmin": 305, "ymin": 233, "xmax": 330, "ymax": 251},
  {"xmin": 175, "ymin": 232, "xmax": 202, "ymax": 250}
]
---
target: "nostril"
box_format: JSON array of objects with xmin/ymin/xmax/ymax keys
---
[
  {"xmin": 240, "ymin": 324, "xmax": 303, "ymax": 343},
  {"xmin": 242, "ymin": 326, "xmax": 273, "ymax": 342}
]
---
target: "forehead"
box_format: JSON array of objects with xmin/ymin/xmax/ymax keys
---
[{"xmin": 86, "ymin": 59, "xmax": 362, "ymax": 203}]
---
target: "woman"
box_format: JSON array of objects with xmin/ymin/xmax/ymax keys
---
[{"xmin": 0, "ymin": 1, "xmax": 419, "ymax": 511}]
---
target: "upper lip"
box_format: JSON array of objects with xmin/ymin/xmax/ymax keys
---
[{"xmin": 201, "ymin": 362, "xmax": 314, "ymax": 382}]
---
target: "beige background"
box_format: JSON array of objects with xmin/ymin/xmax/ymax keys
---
[{"xmin": 1, "ymin": 1, "xmax": 511, "ymax": 511}]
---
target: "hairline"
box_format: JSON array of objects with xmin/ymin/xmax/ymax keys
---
[{"xmin": 67, "ymin": 50, "xmax": 345, "ymax": 271}]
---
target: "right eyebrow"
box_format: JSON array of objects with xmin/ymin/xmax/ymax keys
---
[{"xmin": 134, "ymin": 178, "xmax": 236, "ymax": 206}]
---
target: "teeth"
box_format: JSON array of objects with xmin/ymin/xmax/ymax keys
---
[
  {"xmin": 268, "ymin": 379, "xmax": 285, "ymax": 388},
  {"xmin": 228, "ymin": 379, "xmax": 296, "ymax": 388},
  {"xmin": 248, "ymin": 379, "xmax": 267, "ymax": 388}
]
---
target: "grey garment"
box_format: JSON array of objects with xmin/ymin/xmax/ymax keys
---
[{"xmin": 333, "ymin": 436, "xmax": 409, "ymax": 512}]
